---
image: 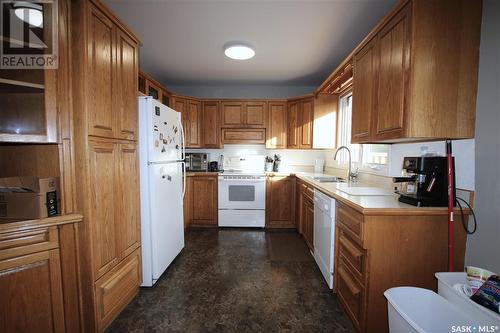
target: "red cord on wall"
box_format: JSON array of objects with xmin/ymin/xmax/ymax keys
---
[{"xmin": 446, "ymin": 140, "xmax": 455, "ymax": 272}]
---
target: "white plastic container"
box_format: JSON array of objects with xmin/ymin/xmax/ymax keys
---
[
  {"xmin": 436, "ymin": 272, "xmax": 500, "ymax": 325},
  {"xmin": 384, "ymin": 287, "xmax": 474, "ymax": 333}
]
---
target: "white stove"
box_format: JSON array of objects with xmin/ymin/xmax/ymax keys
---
[{"xmin": 217, "ymin": 162, "xmax": 266, "ymax": 227}]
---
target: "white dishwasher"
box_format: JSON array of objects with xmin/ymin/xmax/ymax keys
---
[{"xmin": 313, "ymin": 189, "xmax": 336, "ymax": 289}]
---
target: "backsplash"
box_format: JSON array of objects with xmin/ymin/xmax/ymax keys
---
[{"xmin": 187, "ymin": 139, "xmax": 475, "ymax": 190}]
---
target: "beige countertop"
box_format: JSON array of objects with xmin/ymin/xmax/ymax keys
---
[{"xmin": 271, "ymin": 171, "xmax": 468, "ymax": 216}]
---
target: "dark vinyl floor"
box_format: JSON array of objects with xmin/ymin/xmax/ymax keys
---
[{"xmin": 107, "ymin": 229, "xmax": 353, "ymax": 333}]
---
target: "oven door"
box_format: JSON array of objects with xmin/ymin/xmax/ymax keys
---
[{"xmin": 218, "ymin": 177, "xmax": 265, "ymax": 210}]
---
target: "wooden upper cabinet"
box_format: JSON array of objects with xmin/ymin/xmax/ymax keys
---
[
  {"xmin": 87, "ymin": 5, "xmax": 115, "ymax": 139},
  {"xmin": 88, "ymin": 139, "xmax": 119, "ymax": 278},
  {"xmin": 373, "ymin": 4, "xmax": 410, "ymax": 140},
  {"xmin": 186, "ymin": 99, "xmax": 202, "ymax": 148},
  {"xmin": 146, "ymin": 81, "xmax": 161, "ymax": 100},
  {"xmin": 300, "ymin": 98, "xmax": 314, "ymax": 149},
  {"xmin": 287, "ymin": 101, "xmax": 300, "ymax": 148},
  {"xmin": 191, "ymin": 176, "xmax": 218, "ymax": 225},
  {"xmin": 202, "ymin": 101, "xmax": 221, "ymax": 148},
  {"xmin": 115, "ymin": 29, "xmax": 139, "ymax": 141},
  {"xmin": 221, "ymin": 100, "xmax": 266, "ymax": 128},
  {"xmin": 162, "ymin": 90, "xmax": 172, "ymax": 107},
  {"xmin": 116, "ymin": 143, "xmax": 140, "ymax": 259},
  {"xmin": 172, "ymin": 96, "xmax": 187, "ymax": 114},
  {"xmin": 349, "ymin": 1, "xmax": 480, "ymax": 143},
  {"xmin": 352, "ymin": 39, "xmax": 376, "ymax": 143},
  {"xmin": 221, "ymin": 101, "xmax": 245, "ymax": 127},
  {"xmin": 266, "ymin": 101, "xmax": 287, "ymax": 149},
  {"xmin": 244, "ymin": 101, "xmax": 267, "ymax": 128},
  {"xmin": 265, "ymin": 176, "xmax": 295, "ymax": 228},
  {"xmin": 287, "ymin": 98, "xmax": 314, "ymax": 149},
  {"xmin": 0, "ymin": 249, "xmax": 65, "ymax": 333}
]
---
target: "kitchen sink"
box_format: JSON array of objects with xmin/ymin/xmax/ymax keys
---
[{"xmin": 309, "ymin": 176, "xmax": 345, "ymax": 183}]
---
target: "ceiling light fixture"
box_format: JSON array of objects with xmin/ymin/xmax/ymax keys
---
[
  {"xmin": 13, "ymin": 2, "xmax": 43, "ymax": 27},
  {"xmin": 224, "ymin": 44, "xmax": 255, "ymax": 60}
]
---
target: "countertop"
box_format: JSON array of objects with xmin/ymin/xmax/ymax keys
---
[{"xmin": 184, "ymin": 170, "xmax": 468, "ymax": 216}]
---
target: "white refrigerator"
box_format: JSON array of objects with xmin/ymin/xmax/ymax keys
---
[{"xmin": 138, "ymin": 96, "xmax": 186, "ymax": 287}]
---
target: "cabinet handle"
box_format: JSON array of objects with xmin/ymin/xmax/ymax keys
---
[
  {"xmin": 339, "ymin": 235, "xmax": 362, "ymax": 260},
  {"xmin": 338, "ymin": 266, "xmax": 360, "ymax": 296}
]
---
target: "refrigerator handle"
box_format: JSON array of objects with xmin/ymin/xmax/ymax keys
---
[
  {"xmin": 182, "ymin": 161, "xmax": 186, "ymax": 199},
  {"xmin": 179, "ymin": 116, "xmax": 186, "ymax": 161}
]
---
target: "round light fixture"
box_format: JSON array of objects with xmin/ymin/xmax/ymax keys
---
[
  {"xmin": 14, "ymin": 2, "xmax": 43, "ymax": 28},
  {"xmin": 224, "ymin": 44, "xmax": 255, "ymax": 60}
]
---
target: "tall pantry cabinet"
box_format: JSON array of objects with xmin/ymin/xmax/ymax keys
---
[{"xmin": 70, "ymin": 0, "xmax": 141, "ymax": 332}]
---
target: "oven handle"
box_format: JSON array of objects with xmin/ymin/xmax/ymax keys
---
[{"xmin": 218, "ymin": 178, "xmax": 266, "ymax": 182}]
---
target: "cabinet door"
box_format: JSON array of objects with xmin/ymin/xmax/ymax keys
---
[
  {"xmin": 287, "ymin": 101, "xmax": 300, "ymax": 149},
  {"xmin": 202, "ymin": 101, "xmax": 221, "ymax": 148},
  {"xmin": 300, "ymin": 98, "xmax": 314, "ymax": 149},
  {"xmin": 266, "ymin": 101, "xmax": 287, "ymax": 149},
  {"xmin": 88, "ymin": 139, "xmax": 119, "ymax": 278},
  {"xmin": 162, "ymin": 90, "xmax": 172, "ymax": 107},
  {"xmin": 302, "ymin": 196, "xmax": 314, "ymax": 250},
  {"xmin": 146, "ymin": 81, "xmax": 161, "ymax": 100},
  {"xmin": 186, "ymin": 99, "xmax": 202, "ymax": 148},
  {"xmin": 373, "ymin": 4, "xmax": 410, "ymax": 140},
  {"xmin": 183, "ymin": 177, "xmax": 192, "ymax": 229},
  {"xmin": 116, "ymin": 143, "xmax": 140, "ymax": 259},
  {"xmin": 172, "ymin": 97, "xmax": 188, "ymax": 144},
  {"xmin": 191, "ymin": 177, "xmax": 217, "ymax": 225},
  {"xmin": 0, "ymin": 249, "xmax": 65, "ymax": 333},
  {"xmin": 352, "ymin": 39, "xmax": 376, "ymax": 143},
  {"xmin": 221, "ymin": 101, "xmax": 245, "ymax": 127},
  {"xmin": 115, "ymin": 29, "xmax": 139, "ymax": 141},
  {"xmin": 265, "ymin": 176, "xmax": 295, "ymax": 228},
  {"xmin": 244, "ymin": 101, "xmax": 266, "ymax": 128},
  {"xmin": 87, "ymin": 5, "xmax": 115, "ymax": 138}
]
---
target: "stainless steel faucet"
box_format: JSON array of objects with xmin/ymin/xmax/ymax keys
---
[{"xmin": 334, "ymin": 146, "xmax": 358, "ymax": 181}]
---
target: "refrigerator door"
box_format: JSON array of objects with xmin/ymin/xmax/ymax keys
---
[
  {"xmin": 145, "ymin": 98, "xmax": 183, "ymax": 163},
  {"xmin": 148, "ymin": 162, "xmax": 184, "ymax": 283}
]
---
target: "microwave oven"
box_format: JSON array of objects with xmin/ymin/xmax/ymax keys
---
[{"xmin": 185, "ymin": 153, "xmax": 208, "ymax": 171}]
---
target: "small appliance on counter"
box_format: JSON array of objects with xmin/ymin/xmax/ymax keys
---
[
  {"xmin": 208, "ymin": 161, "xmax": 219, "ymax": 172},
  {"xmin": 393, "ymin": 156, "xmax": 455, "ymax": 207},
  {"xmin": 185, "ymin": 153, "xmax": 208, "ymax": 172}
]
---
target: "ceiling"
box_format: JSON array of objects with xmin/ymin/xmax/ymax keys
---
[{"xmin": 104, "ymin": 0, "xmax": 397, "ymax": 87}]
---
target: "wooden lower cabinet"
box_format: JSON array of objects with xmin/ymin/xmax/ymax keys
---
[
  {"xmin": 185, "ymin": 175, "xmax": 218, "ymax": 226},
  {"xmin": 265, "ymin": 176, "xmax": 295, "ymax": 228},
  {"xmin": 0, "ymin": 217, "xmax": 82, "ymax": 333},
  {"xmin": 94, "ymin": 249, "xmax": 141, "ymax": 332},
  {"xmin": 334, "ymin": 201, "xmax": 468, "ymax": 333},
  {"xmin": 296, "ymin": 180, "xmax": 314, "ymax": 250}
]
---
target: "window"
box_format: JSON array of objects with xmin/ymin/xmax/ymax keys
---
[
  {"xmin": 335, "ymin": 92, "xmax": 390, "ymax": 175},
  {"xmin": 336, "ymin": 92, "xmax": 360, "ymax": 164}
]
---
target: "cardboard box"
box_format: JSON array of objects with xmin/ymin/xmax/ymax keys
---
[{"xmin": 0, "ymin": 177, "xmax": 59, "ymax": 219}]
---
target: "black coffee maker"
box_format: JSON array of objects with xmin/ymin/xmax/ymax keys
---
[{"xmin": 393, "ymin": 156, "xmax": 455, "ymax": 207}]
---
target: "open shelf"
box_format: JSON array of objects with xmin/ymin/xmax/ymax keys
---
[
  {"xmin": 0, "ymin": 213, "xmax": 83, "ymax": 234},
  {"xmin": 0, "ymin": 78, "xmax": 45, "ymax": 90}
]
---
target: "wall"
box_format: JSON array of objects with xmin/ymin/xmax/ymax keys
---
[
  {"xmin": 465, "ymin": 0, "xmax": 500, "ymax": 273},
  {"xmin": 167, "ymin": 84, "xmax": 316, "ymax": 99}
]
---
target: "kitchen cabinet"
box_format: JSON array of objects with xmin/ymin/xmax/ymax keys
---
[
  {"xmin": 186, "ymin": 99, "xmax": 202, "ymax": 148},
  {"xmin": 139, "ymin": 70, "xmax": 173, "ymax": 107},
  {"xmin": 202, "ymin": 101, "xmax": 221, "ymax": 148},
  {"xmin": 71, "ymin": 0, "xmax": 141, "ymax": 330},
  {"xmin": 287, "ymin": 97, "xmax": 314, "ymax": 149},
  {"xmin": 265, "ymin": 176, "xmax": 295, "ymax": 228},
  {"xmin": 266, "ymin": 101, "xmax": 288, "ymax": 149},
  {"xmin": 184, "ymin": 175, "xmax": 218, "ymax": 226},
  {"xmin": 296, "ymin": 180, "xmax": 314, "ymax": 250},
  {"xmin": 351, "ymin": 0, "xmax": 481, "ymax": 143},
  {"xmin": 222, "ymin": 129, "xmax": 266, "ymax": 144},
  {"xmin": 0, "ymin": 216, "xmax": 82, "ymax": 333},
  {"xmin": 221, "ymin": 100, "xmax": 267, "ymax": 128},
  {"xmin": 334, "ymin": 201, "xmax": 469, "ymax": 332}
]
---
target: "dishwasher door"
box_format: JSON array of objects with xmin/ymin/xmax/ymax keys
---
[{"xmin": 313, "ymin": 190, "xmax": 335, "ymax": 289}]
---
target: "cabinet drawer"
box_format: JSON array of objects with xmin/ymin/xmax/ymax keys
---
[
  {"xmin": 300, "ymin": 183, "xmax": 314, "ymax": 201},
  {"xmin": 337, "ymin": 202, "xmax": 364, "ymax": 246},
  {"xmin": 337, "ymin": 260, "xmax": 365, "ymax": 330},
  {"xmin": 95, "ymin": 249, "xmax": 141, "ymax": 331},
  {"xmin": 338, "ymin": 230, "xmax": 366, "ymax": 280},
  {"xmin": 222, "ymin": 128, "xmax": 265, "ymax": 144},
  {"xmin": 0, "ymin": 227, "xmax": 59, "ymax": 260}
]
